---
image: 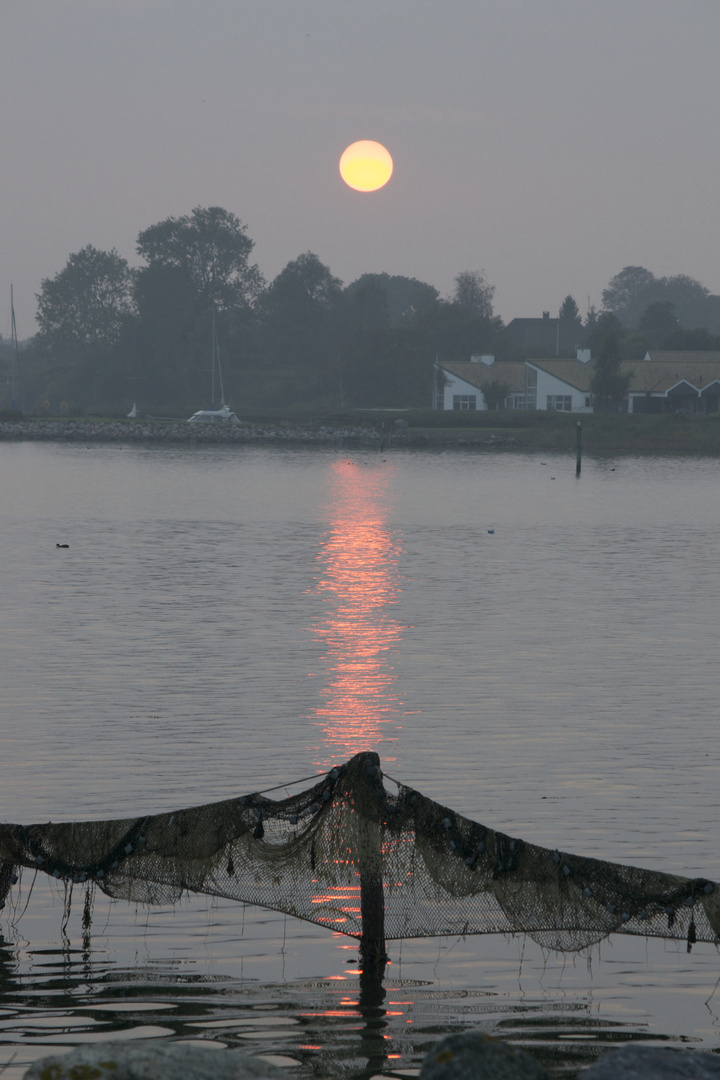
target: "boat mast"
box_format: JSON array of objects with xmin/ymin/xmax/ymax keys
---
[
  {"xmin": 210, "ymin": 306, "xmax": 226, "ymax": 409},
  {"xmin": 10, "ymin": 285, "xmax": 20, "ymax": 412},
  {"xmin": 217, "ymin": 334, "xmax": 226, "ymax": 408},
  {"xmin": 210, "ymin": 308, "xmax": 216, "ymax": 409}
]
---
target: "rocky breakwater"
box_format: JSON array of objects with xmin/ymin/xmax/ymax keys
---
[{"xmin": 0, "ymin": 419, "xmax": 378, "ymax": 444}]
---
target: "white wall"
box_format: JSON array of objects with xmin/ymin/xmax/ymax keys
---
[
  {"xmin": 441, "ymin": 371, "xmax": 487, "ymax": 410},
  {"xmin": 531, "ymin": 367, "xmax": 592, "ymax": 412}
]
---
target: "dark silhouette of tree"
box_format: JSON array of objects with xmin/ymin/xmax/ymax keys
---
[
  {"xmin": 133, "ymin": 263, "xmax": 203, "ymax": 410},
  {"xmin": 345, "ymin": 273, "xmax": 438, "ymax": 327},
  {"xmin": 35, "ymin": 246, "xmax": 136, "ymax": 411},
  {"xmin": 136, "ymin": 206, "xmax": 264, "ymax": 313},
  {"xmin": 36, "ymin": 246, "xmax": 135, "ymax": 356},
  {"xmin": 586, "ymin": 311, "xmax": 625, "ymax": 354},
  {"xmin": 638, "ymin": 301, "xmax": 678, "ymax": 345},
  {"xmin": 602, "ymin": 265, "xmax": 720, "ymax": 332},
  {"xmin": 661, "ymin": 326, "xmax": 720, "ymax": 350},
  {"xmin": 584, "ymin": 304, "xmax": 599, "ymax": 333},
  {"xmin": 480, "ymin": 378, "xmax": 512, "ymax": 410},
  {"xmin": 601, "ymin": 267, "xmax": 656, "ymax": 326},
  {"xmin": 258, "ymin": 253, "xmax": 343, "ymax": 400},
  {"xmin": 558, "ymin": 295, "xmax": 580, "ymax": 321},
  {"xmin": 590, "ymin": 333, "xmax": 632, "ymax": 405}
]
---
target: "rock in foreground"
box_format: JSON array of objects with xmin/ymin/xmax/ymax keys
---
[
  {"xmin": 23, "ymin": 1039, "xmax": 289, "ymax": 1080},
  {"xmin": 583, "ymin": 1044, "xmax": 720, "ymax": 1079},
  {"xmin": 419, "ymin": 1030, "xmax": 547, "ymax": 1080}
]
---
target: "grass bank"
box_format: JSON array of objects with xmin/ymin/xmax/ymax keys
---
[{"xmin": 228, "ymin": 407, "xmax": 720, "ymax": 454}]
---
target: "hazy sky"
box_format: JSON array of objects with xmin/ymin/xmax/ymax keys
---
[{"xmin": 2, "ymin": 0, "xmax": 719, "ymax": 337}]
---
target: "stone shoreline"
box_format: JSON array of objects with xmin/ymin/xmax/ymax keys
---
[{"xmin": 0, "ymin": 418, "xmax": 519, "ymax": 448}]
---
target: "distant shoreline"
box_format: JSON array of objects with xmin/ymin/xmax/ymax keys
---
[
  {"xmin": 2, "ymin": 415, "xmax": 720, "ymax": 454},
  {"xmin": 0, "ymin": 417, "xmax": 520, "ymax": 449}
]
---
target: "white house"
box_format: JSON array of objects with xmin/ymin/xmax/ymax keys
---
[
  {"xmin": 436, "ymin": 352, "xmax": 595, "ymax": 411},
  {"xmin": 436, "ymin": 357, "xmax": 528, "ymax": 410},
  {"xmin": 525, "ymin": 355, "xmax": 594, "ymax": 413}
]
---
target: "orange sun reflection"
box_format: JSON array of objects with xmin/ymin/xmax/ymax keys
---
[{"xmin": 309, "ymin": 460, "xmax": 407, "ymax": 763}]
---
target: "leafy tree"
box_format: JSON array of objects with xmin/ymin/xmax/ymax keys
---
[
  {"xmin": 136, "ymin": 206, "xmax": 264, "ymax": 313},
  {"xmin": 420, "ymin": 301, "xmax": 501, "ymax": 364},
  {"xmin": 558, "ymin": 295, "xmax": 581, "ymax": 321},
  {"xmin": 35, "ymin": 246, "xmax": 136, "ymax": 411},
  {"xmin": 584, "ymin": 304, "xmax": 599, "ymax": 333},
  {"xmin": 258, "ymin": 253, "xmax": 343, "ymax": 400},
  {"xmin": 602, "ymin": 265, "xmax": 719, "ymax": 331},
  {"xmin": 585, "ymin": 311, "xmax": 625, "ymax": 355},
  {"xmin": 133, "ymin": 263, "xmax": 203, "ymax": 410},
  {"xmin": 36, "ymin": 245, "xmax": 135, "ymax": 356},
  {"xmin": 345, "ymin": 273, "xmax": 438, "ymax": 327},
  {"xmin": 661, "ymin": 326, "xmax": 720, "ymax": 350},
  {"xmin": 638, "ymin": 301, "xmax": 678, "ymax": 345},
  {"xmin": 601, "ymin": 266, "xmax": 656, "ymax": 326},
  {"xmin": 452, "ymin": 270, "xmax": 495, "ymax": 317},
  {"xmin": 480, "ymin": 378, "xmax": 512, "ymax": 410},
  {"xmin": 590, "ymin": 333, "xmax": 632, "ymax": 404}
]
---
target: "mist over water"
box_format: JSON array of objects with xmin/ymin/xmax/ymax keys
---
[{"xmin": 0, "ymin": 443, "xmax": 719, "ymax": 1076}]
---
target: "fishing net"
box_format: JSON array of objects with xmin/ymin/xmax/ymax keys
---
[{"xmin": 0, "ymin": 752, "xmax": 717, "ymax": 954}]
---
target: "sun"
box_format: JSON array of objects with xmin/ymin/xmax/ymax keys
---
[{"xmin": 339, "ymin": 140, "xmax": 393, "ymax": 192}]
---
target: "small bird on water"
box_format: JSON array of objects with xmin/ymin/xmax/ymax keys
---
[{"xmin": 56, "ymin": 543, "xmax": 69, "ymax": 548}]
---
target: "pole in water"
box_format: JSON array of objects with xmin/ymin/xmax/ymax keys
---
[
  {"xmin": 353, "ymin": 753, "xmax": 387, "ymax": 972},
  {"xmin": 576, "ymin": 420, "xmax": 582, "ymax": 476}
]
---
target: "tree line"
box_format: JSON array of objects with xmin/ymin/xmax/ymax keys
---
[
  {"xmin": 12, "ymin": 207, "xmax": 500, "ymax": 416},
  {"xmin": 4, "ymin": 207, "xmax": 720, "ymax": 415}
]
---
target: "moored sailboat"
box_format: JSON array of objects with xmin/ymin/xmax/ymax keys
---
[{"xmin": 187, "ymin": 308, "xmax": 239, "ymax": 423}]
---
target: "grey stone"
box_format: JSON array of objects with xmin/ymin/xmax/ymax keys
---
[
  {"xmin": 583, "ymin": 1044, "xmax": 720, "ymax": 1080},
  {"xmin": 22, "ymin": 1039, "xmax": 290, "ymax": 1080},
  {"xmin": 419, "ymin": 1030, "xmax": 547, "ymax": 1080}
]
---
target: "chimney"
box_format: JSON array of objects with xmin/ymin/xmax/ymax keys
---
[
  {"xmin": 576, "ymin": 348, "xmax": 591, "ymax": 364},
  {"xmin": 480, "ymin": 355, "xmax": 495, "ymax": 366},
  {"xmin": 542, "ymin": 311, "xmax": 550, "ymax": 320}
]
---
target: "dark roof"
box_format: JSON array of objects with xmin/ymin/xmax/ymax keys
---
[{"xmin": 505, "ymin": 317, "xmax": 584, "ymax": 356}]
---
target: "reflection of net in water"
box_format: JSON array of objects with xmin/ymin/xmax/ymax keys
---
[{"xmin": 0, "ymin": 752, "xmax": 717, "ymax": 957}]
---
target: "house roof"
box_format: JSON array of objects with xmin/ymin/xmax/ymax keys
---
[
  {"xmin": 527, "ymin": 359, "xmax": 594, "ymax": 392},
  {"xmin": 629, "ymin": 356, "xmax": 720, "ymax": 393},
  {"xmin": 644, "ymin": 351, "xmax": 720, "ymax": 366},
  {"xmin": 442, "ymin": 361, "xmax": 527, "ymax": 394},
  {"xmin": 531, "ymin": 355, "xmax": 720, "ymax": 396},
  {"xmin": 442, "ymin": 355, "xmax": 720, "ymax": 400}
]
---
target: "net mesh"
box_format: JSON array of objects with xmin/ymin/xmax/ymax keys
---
[{"xmin": 1, "ymin": 752, "xmax": 717, "ymax": 953}]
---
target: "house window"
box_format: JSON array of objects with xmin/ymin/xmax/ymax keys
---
[
  {"xmin": 453, "ymin": 395, "xmax": 477, "ymax": 410},
  {"xmin": 508, "ymin": 394, "xmax": 525, "ymax": 410},
  {"xmin": 585, "ymin": 397, "xmax": 590, "ymax": 408},
  {"xmin": 546, "ymin": 395, "xmax": 572, "ymax": 412},
  {"xmin": 525, "ymin": 368, "xmax": 537, "ymax": 410}
]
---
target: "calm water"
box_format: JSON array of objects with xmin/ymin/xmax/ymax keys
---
[{"xmin": 0, "ymin": 442, "xmax": 719, "ymax": 1078}]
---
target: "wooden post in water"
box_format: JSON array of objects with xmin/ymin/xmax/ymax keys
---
[
  {"xmin": 576, "ymin": 420, "xmax": 582, "ymax": 476},
  {"xmin": 351, "ymin": 752, "xmax": 387, "ymax": 972}
]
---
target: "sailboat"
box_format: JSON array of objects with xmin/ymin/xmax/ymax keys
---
[{"xmin": 187, "ymin": 308, "xmax": 239, "ymax": 424}]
